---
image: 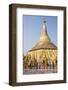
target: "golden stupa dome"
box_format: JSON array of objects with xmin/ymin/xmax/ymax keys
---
[{"xmin": 29, "ymin": 19, "xmax": 57, "ymax": 52}]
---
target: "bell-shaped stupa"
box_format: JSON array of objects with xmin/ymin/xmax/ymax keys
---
[
  {"xmin": 23, "ymin": 18, "xmax": 57, "ymax": 74},
  {"xmin": 29, "ymin": 18, "xmax": 57, "ymax": 52}
]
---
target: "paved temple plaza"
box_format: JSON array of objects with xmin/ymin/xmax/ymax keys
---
[
  {"xmin": 23, "ymin": 66, "xmax": 57, "ymax": 74},
  {"xmin": 23, "ymin": 19, "xmax": 57, "ymax": 75}
]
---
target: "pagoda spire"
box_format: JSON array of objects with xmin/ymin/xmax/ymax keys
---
[
  {"xmin": 42, "ymin": 17, "xmax": 47, "ymax": 35},
  {"xmin": 28, "ymin": 17, "xmax": 57, "ymax": 51},
  {"xmin": 39, "ymin": 18, "xmax": 51, "ymax": 44}
]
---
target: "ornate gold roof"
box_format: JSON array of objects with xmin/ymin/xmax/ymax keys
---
[{"xmin": 29, "ymin": 19, "xmax": 57, "ymax": 52}]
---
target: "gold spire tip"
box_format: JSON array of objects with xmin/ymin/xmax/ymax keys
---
[{"xmin": 43, "ymin": 17, "xmax": 46, "ymax": 23}]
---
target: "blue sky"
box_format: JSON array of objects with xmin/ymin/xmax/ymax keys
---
[{"xmin": 23, "ymin": 15, "xmax": 57, "ymax": 54}]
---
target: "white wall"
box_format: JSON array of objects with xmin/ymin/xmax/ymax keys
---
[{"xmin": 0, "ymin": 0, "xmax": 68, "ymax": 90}]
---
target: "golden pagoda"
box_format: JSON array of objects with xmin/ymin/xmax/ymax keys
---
[{"xmin": 23, "ymin": 18, "xmax": 57, "ymax": 72}]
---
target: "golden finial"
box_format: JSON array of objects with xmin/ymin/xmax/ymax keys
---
[{"xmin": 43, "ymin": 17, "xmax": 46, "ymax": 23}]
